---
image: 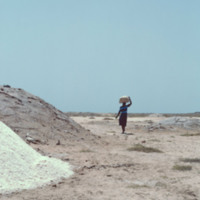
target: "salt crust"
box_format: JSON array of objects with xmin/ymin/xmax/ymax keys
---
[{"xmin": 0, "ymin": 121, "xmax": 73, "ymax": 194}]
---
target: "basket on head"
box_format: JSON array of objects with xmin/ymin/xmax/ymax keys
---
[{"xmin": 119, "ymin": 96, "xmax": 130, "ymax": 103}]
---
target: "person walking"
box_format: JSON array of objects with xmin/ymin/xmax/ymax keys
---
[{"xmin": 116, "ymin": 96, "xmax": 132, "ymax": 134}]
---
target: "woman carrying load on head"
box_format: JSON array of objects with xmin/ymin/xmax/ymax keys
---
[{"xmin": 116, "ymin": 96, "xmax": 132, "ymax": 134}]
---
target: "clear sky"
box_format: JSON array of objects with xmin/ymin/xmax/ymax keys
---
[{"xmin": 1, "ymin": 0, "xmax": 200, "ymax": 113}]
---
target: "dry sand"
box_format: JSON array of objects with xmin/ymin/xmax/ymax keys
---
[{"xmin": 1, "ymin": 114, "xmax": 200, "ymax": 200}]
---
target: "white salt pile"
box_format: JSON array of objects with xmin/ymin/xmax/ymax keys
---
[{"xmin": 0, "ymin": 121, "xmax": 73, "ymax": 194}]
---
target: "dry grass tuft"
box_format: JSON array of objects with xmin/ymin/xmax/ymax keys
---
[
  {"xmin": 150, "ymin": 139, "xmax": 161, "ymax": 142},
  {"xmin": 128, "ymin": 184, "xmax": 149, "ymax": 189},
  {"xmin": 80, "ymin": 149, "xmax": 93, "ymax": 153},
  {"xmin": 103, "ymin": 117, "xmax": 114, "ymax": 120},
  {"xmin": 181, "ymin": 133, "xmax": 200, "ymax": 137},
  {"xmin": 127, "ymin": 144, "xmax": 163, "ymax": 153},
  {"xmin": 180, "ymin": 158, "xmax": 200, "ymax": 163},
  {"xmin": 107, "ymin": 131, "xmax": 116, "ymax": 133},
  {"xmin": 172, "ymin": 165, "xmax": 192, "ymax": 171}
]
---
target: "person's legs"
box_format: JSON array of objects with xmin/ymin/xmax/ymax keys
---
[
  {"xmin": 122, "ymin": 126, "xmax": 125, "ymax": 134},
  {"xmin": 120, "ymin": 113, "xmax": 127, "ymax": 134}
]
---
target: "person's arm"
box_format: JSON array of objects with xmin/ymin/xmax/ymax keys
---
[
  {"xmin": 127, "ymin": 97, "xmax": 132, "ymax": 107},
  {"xmin": 115, "ymin": 110, "xmax": 120, "ymax": 118}
]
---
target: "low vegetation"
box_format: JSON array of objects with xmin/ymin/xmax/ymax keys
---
[
  {"xmin": 128, "ymin": 184, "xmax": 149, "ymax": 189},
  {"xmin": 172, "ymin": 165, "xmax": 192, "ymax": 171},
  {"xmin": 103, "ymin": 117, "xmax": 114, "ymax": 120},
  {"xmin": 107, "ymin": 131, "xmax": 116, "ymax": 133},
  {"xmin": 181, "ymin": 133, "xmax": 200, "ymax": 137},
  {"xmin": 68, "ymin": 112, "xmax": 200, "ymax": 118},
  {"xmin": 80, "ymin": 149, "xmax": 93, "ymax": 153},
  {"xmin": 180, "ymin": 158, "xmax": 200, "ymax": 163},
  {"xmin": 149, "ymin": 139, "xmax": 161, "ymax": 142},
  {"xmin": 127, "ymin": 144, "xmax": 163, "ymax": 153}
]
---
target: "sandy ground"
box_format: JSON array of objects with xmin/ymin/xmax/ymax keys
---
[{"xmin": 1, "ymin": 115, "xmax": 200, "ymax": 200}]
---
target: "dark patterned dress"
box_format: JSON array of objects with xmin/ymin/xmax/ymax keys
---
[{"xmin": 119, "ymin": 105, "xmax": 128, "ymax": 127}]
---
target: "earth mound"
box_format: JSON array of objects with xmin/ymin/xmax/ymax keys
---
[{"xmin": 0, "ymin": 85, "xmax": 92, "ymax": 144}]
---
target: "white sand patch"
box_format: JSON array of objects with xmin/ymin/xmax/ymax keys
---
[{"xmin": 0, "ymin": 121, "xmax": 73, "ymax": 194}]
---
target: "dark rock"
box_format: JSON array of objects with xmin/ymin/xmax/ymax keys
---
[
  {"xmin": 56, "ymin": 140, "xmax": 61, "ymax": 145},
  {"xmin": 3, "ymin": 85, "xmax": 11, "ymax": 88}
]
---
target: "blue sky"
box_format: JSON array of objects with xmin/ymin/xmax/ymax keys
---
[{"xmin": 1, "ymin": 0, "xmax": 200, "ymax": 113}]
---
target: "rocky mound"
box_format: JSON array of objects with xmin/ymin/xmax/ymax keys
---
[
  {"xmin": 0, "ymin": 85, "xmax": 92, "ymax": 144},
  {"xmin": 159, "ymin": 117, "xmax": 200, "ymax": 130},
  {"xmin": 147, "ymin": 116, "xmax": 200, "ymax": 132},
  {"xmin": 0, "ymin": 121, "xmax": 73, "ymax": 194}
]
